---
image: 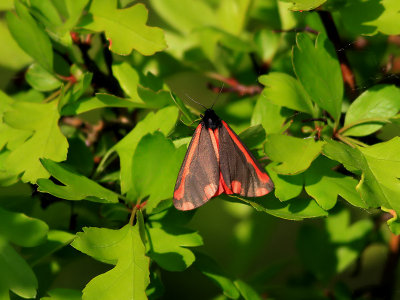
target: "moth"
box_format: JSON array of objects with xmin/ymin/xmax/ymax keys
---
[{"xmin": 174, "ymin": 108, "xmax": 274, "ymax": 210}]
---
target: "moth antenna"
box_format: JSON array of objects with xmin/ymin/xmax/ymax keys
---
[
  {"xmin": 211, "ymin": 82, "xmax": 225, "ymax": 109},
  {"xmin": 184, "ymin": 93, "xmax": 207, "ymax": 110}
]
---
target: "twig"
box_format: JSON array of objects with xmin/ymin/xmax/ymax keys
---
[{"xmin": 206, "ymin": 73, "xmax": 263, "ymax": 96}]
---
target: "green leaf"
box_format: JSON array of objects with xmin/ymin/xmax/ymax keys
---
[
  {"xmin": 254, "ymin": 29, "xmax": 280, "ymax": 62},
  {"xmin": 343, "ymin": 85, "xmax": 400, "ymax": 136},
  {"xmin": 264, "ymin": 134, "xmax": 324, "ymax": 175},
  {"xmin": 323, "ymin": 138, "xmax": 400, "ymax": 214},
  {"xmin": 37, "ymin": 158, "xmax": 118, "ymax": 203},
  {"xmin": 41, "ymin": 288, "xmax": 82, "ymax": 300},
  {"xmin": 231, "ymin": 193, "xmax": 328, "ymax": 220},
  {"xmin": 72, "ymin": 225, "xmax": 150, "ymax": 300},
  {"xmin": 29, "ymin": 0, "xmax": 89, "ymax": 46},
  {"xmin": 251, "ymin": 98, "xmax": 289, "ymax": 134},
  {"xmin": 6, "ymin": 0, "xmax": 53, "ymax": 71},
  {"xmin": 0, "ymin": 206, "xmax": 48, "ymax": 247},
  {"xmin": 339, "ymin": 0, "xmax": 400, "ymax": 35},
  {"xmin": 80, "ymin": 0, "xmax": 166, "ymax": 55},
  {"xmin": 26, "ymin": 230, "xmax": 75, "ymax": 266},
  {"xmin": 293, "ymin": 33, "xmax": 343, "ymax": 120},
  {"xmin": 325, "ymin": 209, "xmax": 373, "ymax": 273},
  {"xmin": 131, "ymin": 132, "xmax": 186, "ymax": 212},
  {"xmin": 25, "ymin": 63, "xmax": 61, "ymax": 92},
  {"xmin": 259, "ymin": 72, "xmax": 314, "ymax": 116},
  {"xmin": 147, "ymin": 225, "xmax": 203, "ymax": 271},
  {"xmin": 266, "ymin": 163, "xmax": 303, "ymax": 201},
  {"xmin": 279, "ymin": 0, "xmax": 327, "ymax": 11},
  {"xmin": 3, "ymin": 101, "xmax": 68, "ymax": 183},
  {"xmin": 114, "ymin": 106, "xmax": 179, "ymax": 195},
  {"xmin": 0, "ymin": 237, "xmax": 38, "ymax": 299},
  {"xmin": 234, "ymin": 280, "xmax": 261, "ymax": 300},
  {"xmin": 304, "ymin": 157, "xmax": 367, "ymax": 210},
  {"xmin": 217, "ymin": 0, "xmax": 252, "ymax": 35},
  {"xmin": 149, "ymin": 0, "xmax": 216, "ymax": 34},
  {"xmin": 238, "ymin": 125, "xmax": 266, "ymax": 149},
  {"xmin": 194, "ymin": 252, "xmax": 240, "ymax": 299}
]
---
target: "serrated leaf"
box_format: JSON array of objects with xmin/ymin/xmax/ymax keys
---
[
  {"xmin": 37, "ymin": 158, "xmax": 118, "ymax": 203},
  {"xmin": 343, "ymin": 85, "xmax": 400, "ymax": 136},
  {"xmin": 264, "ymin": 134, "xmax": 324, "ymax": 175},
  {"xmin": 131, "ymin": 132, "xmax": 186, "ymax": 212},
  {"xmin": 3, "ymin": 101, "xmax": 68, "ymax": 183},
  {"xmin": 323, "ymin": 138, "xmax": 400, "ymax": 215},
  {"xmin": 72, "ymin": 225, "xmax": 150, "ymax": 300},
  {"xmin": 114, "ymin": 106, "xmax": 179, "ymax": 195},
  {"xmin": 304, "ymin": 157, "xmax": 367, "ymax": 210},
  {"xmin": 80, "ymin": 0, "xmax": 166, "ymax": 55},
  {"xmin": 25, "ymin": 63, "xmax": 61, "ymax": 92},
  {"xmin": 194, "ymin": 252, "xmax": 240, "ymax": 299},
  {"xmin": 147, "ymin": 226, "xmax": 203, "ymax": 271},
  {"xmin": 41, "ymin": 288, "xmax": 82, "ymax": 300},
  {"xmin": 259, "ymin": 72, "xmax": 315, "ymax": 116},
  {"xmin": 293, "ymin": 33, "xmax": 343, "ymax": 120},
  {"xmin": 6, "ymin": 0, "xmax": 53, "ymax": 71}
]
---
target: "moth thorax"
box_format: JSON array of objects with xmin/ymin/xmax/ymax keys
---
[{"xmin": 202, "ymin": 109, "xmax": 222, "ymax": 130}]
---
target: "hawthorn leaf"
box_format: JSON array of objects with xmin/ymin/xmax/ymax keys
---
[
  {"xmin": 41, "ymin": 288, "xmax": 82, "ymax": 300},
  {"xmin": 6, "ymin": 0, "xmax": 53, "ymax": 71},
  {"xmin": 266, "ymin": 163, "xmax": 303, "ymax": 201},
  {"xmin": 304, "ymin": 157, "xmax": 367, "ymax": 210},
  {"xmin": 264, "ymin": 134, "xmax": 324, "ymax": 175},
  {"xmin": 72, "ymin": 225, "xmax": 150, "ymax": 300},
  {"xmin": 323, "ymin": 138, "xmax": 400, "ymax": 214},
  {"xmin": 25, "ymin": 230, "xmax": 75, "ymax": 266},
  {"xmin": 149, "ymin": 0, "xmax": 216, "ymax": 34},
  {"xmin": 259, "ymin": 72, "xmax": 314, "ymax": 116},
  {"xmin": 147, "ymin": 226, "xmax": 203, "ymax": 271},
  {"xmin": 37, "ymin": 159, "xmax": 118, "ymax": 203},
  {"xmin": 217, "ymin": 0, "xmax": 252, "ymax": 35},
  {"xmin": 293, "ymin": 33, "xmax": 343, "ymax": 120},
  {"xmin": 114, "ymin": 106, "xmax": 179, "ymax": 194},
  {"xmin": 280, "ymin": 0, "xmax": 327, "ymax": 11},
  {"xmin": 238, "ymin": 125, "xmax": 266, "ymax": 149},
  {"xmin": 325, "ymin": 209, "xmax": 373, "ymax": 272},
  {"xmin": 343, "ymin": 84, "xmax": 400, "ymax": 136},
  {"xmin": 194, "ymin": 252, "xmax": 240, "ymax": 299},
  {"xmin": 3, "ymin": 101, "xmax": 68, "ymax": 183},
  {"xmin": 25, "ymin": 63, "xmax": 61, "ymax": 92},
  {"xmin": 0, "ymin": 207, "xmax": 48, "ymax": 247},
  {"xmin": 234, "ymin": 280, "xmax": 261, "ymax": 300},
  {"xmin": 131, "ymin": 132, "xmax": 186, "ymax": 212},
  {"xmin": 231, "ymin": 193, "xmax": 328, "ymax": 220},
  {"xmin": 251, "ymin": 98, "xmax": 289, "ymax": 134},
  {"xmin": 0, "ymin": 237, "xmax": 38, "ymax": 299},
  {"xmin": 340, "ymin": 0, "xmax": 400, "ymax": 35},
  {"xmin": 80, "ymin": 0, "xmax": 166, "ymax": 55}
]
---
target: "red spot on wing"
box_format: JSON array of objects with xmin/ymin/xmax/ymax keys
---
[
  {"xmin": 256, "ymin": 187, "xmax": 270, "ymax": 197},
  {"xmin": 222, "ymin": 121, "xmax": 270, "ymax": 183},
  {"xmin": 231, "ymin": 180, "xmax": 242, "ymax": 194}
]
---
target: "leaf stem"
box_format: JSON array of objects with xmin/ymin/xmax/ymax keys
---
[
  {"xmin": 43, "ymin": 81, "xmax": 73, "ymax": 103},
  {"xmin": 93, "ymin": 149, "xmax": 117, "ymax": 178},
  {"xmin": 129, "ymin": 198, "xmax": 142, "ymax": 226}
]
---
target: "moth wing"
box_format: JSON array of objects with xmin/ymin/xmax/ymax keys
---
[
  {"xmin": 219, "ymin": 121, "xmax": 274, "ymax": 197},
  {"xmin": 173, "ymin": 124, "xmax": 220, "ymax": 210}
]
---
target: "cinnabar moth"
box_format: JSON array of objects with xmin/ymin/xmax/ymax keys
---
[{"xmin": 174, "ymin": 108, "xmax": 274, "ymax": 211}]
